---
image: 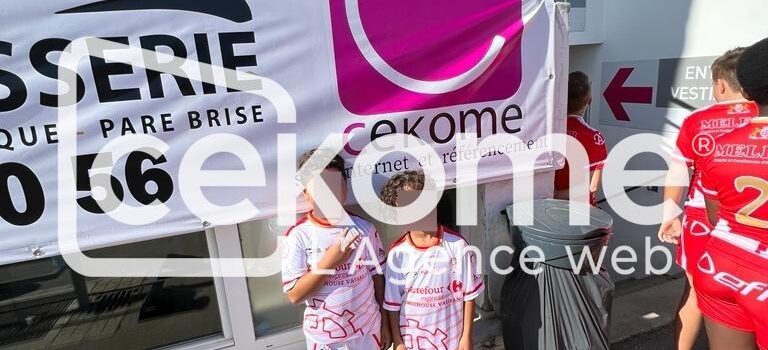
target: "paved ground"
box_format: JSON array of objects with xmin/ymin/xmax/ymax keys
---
[
  {"xmin": 610, "ymin": 274, "xmax": 686, "ymax": 343},
  {"xmin": 612, "ymin": 323, "xmax": 708, "ymax": 350},
  {"xmin": 487, "ymin": 323, "xmax": 708, "ymax": 350},
  {"xmin": 482, "ymin": 273, "xmax": 709, "ymax": 349}
]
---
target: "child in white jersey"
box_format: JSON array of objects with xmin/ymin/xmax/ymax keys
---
[
  {"xmin": 381, "ymin": 171, "xmax": 483, "ymax": 350},
  {"xmin": 281, "ymin": 149, "xmax": 391, "ymax": 350}
]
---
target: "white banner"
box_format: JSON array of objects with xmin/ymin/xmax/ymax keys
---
[{"xmin": 0, "ymin": 0, "xmax": 567, "ymax": 264}]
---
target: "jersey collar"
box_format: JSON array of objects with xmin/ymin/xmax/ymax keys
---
[
  {"xmin": 714, "ymin": 98, "xmax": 750, "ymax": 104},
  {"xmin": 405, "ymin": 225, "xmax": 444, "ymax": 250},
  {"xmin": 306, "ymin": 211, "xmax": 335, "ymax": 228}
]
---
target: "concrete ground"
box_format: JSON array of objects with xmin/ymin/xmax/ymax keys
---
[
  {"xmin": 483, "ymin": 273, "xmax": 708, "ymax": 349},
  {"xmin": 611, "ymin": 273, "xmax": 708, "ymax": 349},
  {"xmin": 612, "ymin": 323, "xmax": 708, "ymax": 350}
]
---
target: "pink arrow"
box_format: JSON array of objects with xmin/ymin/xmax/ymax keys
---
[{"xmin": 603, "ymin": 67, "xmax": 653, "ymax": 121}]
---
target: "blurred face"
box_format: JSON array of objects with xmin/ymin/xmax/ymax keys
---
[
  {"xmin": 304, "ymin": 169, "xmax": 347, "ymax": 222},
  {"xmin": 393, "ymin": 188, "xmax": 438, "ymax": 232}
]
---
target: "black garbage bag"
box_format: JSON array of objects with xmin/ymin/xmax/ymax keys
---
[{"xmin": 500, "ymin": 262, "xmax": 614, "ymax": 350}]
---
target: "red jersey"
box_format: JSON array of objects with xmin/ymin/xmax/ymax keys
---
[
  {"xmin": 674, "ymin": 101, "xmax": 759, "ymax": 209},
  {"xmin": 700, "ymin": 117, "xmax": 768, "ymax": 248},
  {"xmin": 554, "ymin": 116, "xmax": 607, "ymax": 191}
]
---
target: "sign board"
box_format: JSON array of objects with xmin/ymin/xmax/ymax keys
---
[
  {"xmin": 599, "ymin": 56, "xmax": 718, "ymax": 131},
  {"xmin": 656, "ymin": 56, "xmax": 718, "ymax": 109},
  {"xmin": 0, "ymin": 0, "xmax": 567, "ymax": 264}
]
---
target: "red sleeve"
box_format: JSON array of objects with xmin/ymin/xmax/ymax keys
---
[{"xmin": 675, "ymin": 117, "xmax": 696, "ymax": 166}]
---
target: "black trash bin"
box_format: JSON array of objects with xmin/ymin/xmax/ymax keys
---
[{"xmin": 500, "ymin": 199, "xmax": 614, "ymax": 350}]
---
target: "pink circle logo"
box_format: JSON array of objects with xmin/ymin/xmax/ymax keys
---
[{"xmin": 329, "ymin": 0, "xmax": 524, "ymax": 115}]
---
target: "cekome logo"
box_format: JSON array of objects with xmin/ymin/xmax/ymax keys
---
[
  {"xmin": 328, "ymin": 0, "xmax": 524, "ymax": 115},
  {"xmin": 56, "ymin": 0, "xmax": 253, "ymax": 23}
]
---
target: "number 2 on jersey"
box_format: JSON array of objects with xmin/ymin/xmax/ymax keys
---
[{"xmin": 734, "ymin": 176, "xmax": 768, "ymax": 229}]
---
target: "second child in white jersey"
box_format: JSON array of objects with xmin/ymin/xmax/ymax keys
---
[{"xmin": 380, "ymin": 171, "xmax": 484, "ymax": 350}]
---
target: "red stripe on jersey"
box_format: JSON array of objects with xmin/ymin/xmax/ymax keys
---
[
  {"xmin": 283, "ymin": 216, "xmax": 309, "ymax": 236},
  {"xmin": 388, "ymin": 233, "xmax": 409, "ymax": 250},
  {"xmin": 441, "ymin": 226, "xmax": 467, "ymax": 243},
  {"xmin": 307, "ymin": 211, "xmax": 334, "ymax": 228},
  {"xmin": 464, "ymin": 282, "xmax": 483, "ymax": 296},
  {"xmin": 406, "ymin": 228, "xmax": 443, "ymax": 251},
  {"xmin": 282, "ymin": 277, "xmax": 300, "ymax": 286}
]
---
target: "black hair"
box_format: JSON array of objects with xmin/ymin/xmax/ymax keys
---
[
  {"xmin": 737, "ymin": 38, "xmax": 768, "ymax": 106},
  {"xmin": 568, "ymin": 71, "xmax": 591, "ymax": 114}
]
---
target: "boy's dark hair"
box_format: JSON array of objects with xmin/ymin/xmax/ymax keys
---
[
  {"xmin": 568, "ymin": 71, "xmax": 591, "ymax": 114},
  {"xmin": 298, "ymin": 149, "xmax": 347, "ymax": 178},
  {"xmin": 380, "ymin": 171, "xmax": 432, "ymax": 206},
  {"xmin": 712, "ymin": 47, "xmax": 745, "ymax": 91},
  {"xmin": 738, "ymin": 37, "xmax": 768, "ymax": 106}
]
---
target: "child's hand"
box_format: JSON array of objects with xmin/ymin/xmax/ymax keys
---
[
  {"xmin": 458, "ymin": 336, "xmax": 473, "ymax": 350},
  {"xmin": 339, "ymin": 227, "xmax": 361, "ymax": 252},
  {"xmin": 658, "ymin": 217, "xmax": 682, "ymax": 245},
  {"xmin": 321, "ymin": 228, "xmax": 359, "ymax": 268},
  {"xmin": 393, "ymin": 342, "xmax": 407, "ymax": 350},
  {"xmin": 379, "ymin": 320, "xmax": 392, "ymax": 350}
]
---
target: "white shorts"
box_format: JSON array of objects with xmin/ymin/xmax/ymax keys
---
[{"xmin": 306, "ymin": 333, "xmax": 380, "ymax": 350}]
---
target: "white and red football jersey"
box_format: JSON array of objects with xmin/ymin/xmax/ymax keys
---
[
  {"xmin": 674, "ymin": 100, "xmax": 758, "ymax": 210},
  {"xmin": 554, "ymin": 115, "xmax": 607, "ymax": 191},
  {"xmin": 281, "ymin": 212, "xmax": 387, "ymax": 345},
  {"xmin": 384, "ymin": 226, "xmax": 484, "ymax": 350},
  {"xmin": 700, "ymin": 117, "xmax": 768, "ymax": 253}
]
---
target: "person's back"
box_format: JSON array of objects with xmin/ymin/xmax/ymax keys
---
[
  {"xmin": 695, "ymin": 119, "xmax": 768, "ymax": 350},
  {"xmin": 672, "ymin": 99, "xmax": 758, "ymax": 268},
  {"xmin": 658, "ymin": 48, "xmax": 759, "ymax": 350},
  {"xmin": 554, "ymin": 71, "xmax": 607, "ymax": 206},
  {"xmin": 693, "ymin": 37, "xmax": 768, "ymax": 350},
  {"xmin": 674, "ymin": 48, "xmax": 760, "ymax": 227},
  {"xmin": 700, "ymin": 121, "xmax": 768, "ymax": 243},
  {"xmin": 677, "ymin": 101, "xmax": 759, "ymax": 213}
]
